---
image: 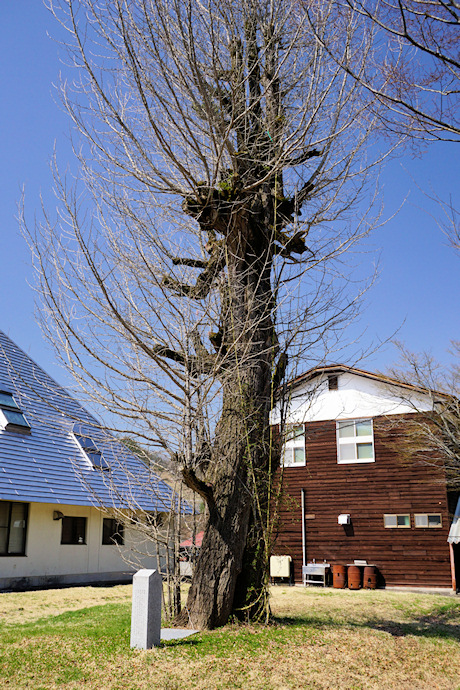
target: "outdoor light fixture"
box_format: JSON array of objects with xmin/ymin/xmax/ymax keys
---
[
  {"xmin": 338, "ymin": 513, "xmax": 351, "ymax": 525},
  {"xmin": 53, "ymin": 510, "xmax": 64, "ymax": 521}
]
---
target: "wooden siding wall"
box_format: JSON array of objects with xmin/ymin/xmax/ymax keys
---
[{"xmin": 273, "ymin": 416, "xmax": 452, "ymax": 588}]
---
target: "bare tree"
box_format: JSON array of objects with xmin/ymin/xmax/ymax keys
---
[
  {"xmin": 25, "ymin": 0, "xmax": 396, "ymax": 628},
  {"xmin": 387, "ymin": 343, "xmax": 460, "ymax": 490},
  {"xmin": 304, "ymin": 0, "xmax": 460, "ymax": 141}
]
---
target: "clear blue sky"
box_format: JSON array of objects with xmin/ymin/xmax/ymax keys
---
[{"xmin": 1, "ymin": 2, "xmax": 459, "ymax": 390}]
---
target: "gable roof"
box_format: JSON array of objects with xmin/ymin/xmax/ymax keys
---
[
  {"xmin": 286, "ymin": 364, "xmax": 445, "ymax": 399},
  {"xmin": 0, "ymin": 331, "xmax": 189, "ymax": 513}
]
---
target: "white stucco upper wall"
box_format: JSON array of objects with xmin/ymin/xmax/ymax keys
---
[{"xmin": 271, "ymin": 371, "xmax": 434, "ymax": 425}]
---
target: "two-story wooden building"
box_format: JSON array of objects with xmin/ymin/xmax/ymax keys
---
[{"xmin": 271, "ymin": 365, "xmax": 460, "ymax": 591}]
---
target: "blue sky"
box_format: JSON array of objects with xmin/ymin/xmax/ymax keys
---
[{"xmin": 1, "ymin": 2, "xmax": 459, "ymax": 391}]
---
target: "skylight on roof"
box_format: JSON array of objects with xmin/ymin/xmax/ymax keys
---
[
  {"xmin": 0, "ymin": 392, "xmax": 20, "ymax": 409},
  {"xmin": 0, "ymin": 391, "xmax": 31, "ymax": 434},
  {"xmin": 74, "ymin": 430, "xmax": 110, "ymax": 471}
]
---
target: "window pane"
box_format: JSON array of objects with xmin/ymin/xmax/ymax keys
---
[
  {"xmin": 0, "ymin": 502, "xmax": 27, "ymax": 555},
  {"xmin": 356, "ymin": 420, "xmax": 372, "ymax": 437},
  {"xmin": 74, "ymin": 517, "xmax": 86, "ymax": 544},
  {"xmin": 0, "ymin": 392, "xmax": 18, "ymax": 409},
  {"xmin": 3, "ymin": 409, "xmax": 29, "ymax": 427},
  {"xmin": 75, "ymin": 434, "xmax": 98, "ymax": 452},
  {"xmin": 428, "ymin": 514, "xmax": 441, "ymax": 527},
  {"xmin": 0, "ymin": 502, "xmax": 9, "ymax": 529},
  {"xmin": 293, "ymin": 426, "xmax": 304, "ymax": 439},
  {"xmin": 102, "ymin": 518, "xmax": 124, "ymax": 545},
  {"xmin": 338, "ymin": 421, "xmax": 354, "ymax": 438},
  {"xmin": 415, "ymin": 514, "xmax": 428, "ymax": 527},
  {"xmin": 357, "ymin": 443, "xmax": 373, "ymax": 459},
  {"xmin": 384, "ymin": 515, "xmax": 397, "ymax": 527},
  {"xmin": 61, "ymin": 516, "xmax": 86, "ymax": 544},
  {"xmin": 0, "ymin": 502, "xmax": 9, "ymax": 554},
  {"xmin": 293, "ymin": 448, "xmax": 305, "ymax": 464},
  {"xmin": 397, "ymin": 515, "xmax": 410, "ymax": 527},
  {"xmin": 88, "ymin": 452, "xmax": 110, "ymax": 470},
  {"xmin": 339, "ymin": 443, "xmax": 356, "ymax": 461},
  {"xmin": 285, "ymin": 426, "xmax": 304, "ymax": 442},
  {"xmin": 283, "ymin": 448, "xmax": 293, "ymax": 465},
  {"xmin": 8, "ymin": 503, "xmax": 27, "ymax": 554}
]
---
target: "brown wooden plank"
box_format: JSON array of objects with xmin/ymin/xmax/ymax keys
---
[{"xmin": 272, "ymin": 415, "xmax": 452, "ymax": 587}]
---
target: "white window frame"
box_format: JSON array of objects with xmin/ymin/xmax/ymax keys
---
[
  {"xmin": 384, "ymin": 514, "xmax": 411, "ymax": 528},
  {"xmin": 414, "ymin": 513, "xmax": 442, "ymax": 528},
  {"xmin": 336, "ymin": 418, "xmax": 374, "ymax": 464},
  {"xmin": 281, "ymin": 424, "xmax": 306, "ymax": 467}
]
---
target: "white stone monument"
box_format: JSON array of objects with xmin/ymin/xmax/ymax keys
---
[{"xmin": 130, "ymin": 569, "xmax": 162, "ymax": 649}]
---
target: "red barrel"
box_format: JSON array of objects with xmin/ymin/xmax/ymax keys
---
[
  {"xmin": 348, "ymin": 565, "xmax": 362, "ymax": 590},
  {"xmin": 332, "ymin": 564, "xmax": 347, "ymax": 589},
  {"xmin": 363, "ymin": 566, "xmax": 377, "ymax": 589}
]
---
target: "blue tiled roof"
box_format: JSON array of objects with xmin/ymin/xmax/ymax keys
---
[{"xmin": 0, "ymin": 332, "xmax": 189, "ymax": 513}]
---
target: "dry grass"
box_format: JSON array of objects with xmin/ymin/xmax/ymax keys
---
[
  {"xmin": 0, "ymin": 585, "xmax": 459, "ymax": 689},
  {"xmin": 0, "ymin": 584, "xmax": 132, "ymax": 624}
]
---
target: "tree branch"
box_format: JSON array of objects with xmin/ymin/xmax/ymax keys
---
[
  {"xmin": 163, "ymin": 241, "xmax": 225, "ymax": 300},
  {"xmin": 172, "ymin": 258, "xmax": 210, "ymax": 268},
  {"xmin": 182, "ymin": 467, "xmax": 214, "ymax": 505}
]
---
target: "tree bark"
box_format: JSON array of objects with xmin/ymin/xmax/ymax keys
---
[{"xmin": 177, "ymin": 214, "xmax": 276, "ymax": 628}]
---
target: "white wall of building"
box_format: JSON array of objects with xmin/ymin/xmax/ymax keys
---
[
  {"xmin": 271, "ymin": 371, "xmax": 434, "ymax": 425},
  {"xmin": 0, "ymin": 502, "xmax": 159, "ymax": 589}
]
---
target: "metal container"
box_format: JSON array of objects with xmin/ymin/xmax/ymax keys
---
[
  {"xmin": 363, "ymin": 565, "xmax": 377, "ymax": 589},
  {"xmin": 348, "ymin": 565, "xmax": 362, "ymax": 590},
  {"xmin": 303, "ymin": 562, "xmax": 330, "ymax": 586},
  {"xmin": 332, "ymin": 564, "xmax": 347, "ymax": 589}
]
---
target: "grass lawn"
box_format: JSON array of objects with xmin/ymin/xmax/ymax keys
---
[{"xmin": 0, "ymin": 585, "xmax": 459, "ymax": 689}]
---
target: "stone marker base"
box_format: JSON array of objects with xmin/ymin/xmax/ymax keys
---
[{"xmin": 160, "ymin": 629, "xmax": 199, "ymax": 641}]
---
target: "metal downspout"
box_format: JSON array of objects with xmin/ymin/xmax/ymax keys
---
[{"xmin": 301, "ymin": 488, "xmax": 306, "ymax": 585}]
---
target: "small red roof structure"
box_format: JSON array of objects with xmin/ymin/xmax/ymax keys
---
[{"xmin": 180, "ymin": 531, "xmax": 204, "ymax": 548}]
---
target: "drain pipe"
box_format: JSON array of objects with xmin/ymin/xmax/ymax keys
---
[{"xmin": 301, "ymin": 488, "xmax": 306, "ymax": 585}]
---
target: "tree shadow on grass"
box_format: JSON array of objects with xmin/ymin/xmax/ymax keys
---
[
  {"xmin": 273, "ymin": 610, "xmax": 460, "ymax": 643},
  {"xmin": 364, "ymin": 610, "xmax": 460, "ymax": 641}
]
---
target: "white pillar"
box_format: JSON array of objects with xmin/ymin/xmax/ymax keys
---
[{"xmin": 130, "ymin": 569, "xmax": 162, "ymax": 649}]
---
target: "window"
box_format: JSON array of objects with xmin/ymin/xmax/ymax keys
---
[
  {"xmin": 282, "ymin": 425, "xmax": 306, "ymax": 467},
  {"xmin": 414, "ymin": 514, "xmax": 442, "ymax": 528},
  {"xmin": 61, "ymin": 516, "xmax": 87, "ymax": 544},
  {"xmin": 328, "ymin": 375, "xmax": 338, "ymax": 391},
  {"xmin": 102, "ymin": 518, "xmax": 124, "ymax": 545},
  {"xmin": 0, "ymin": 391, "xmax": 30, "ymax": 434},
  {"xmin": 384, "ymin": 514, "xmax": 410, "ymax": 528},
  {"xmin": 337, "ymin": 419, "xmax": 374, "ymax": 464},
  {"xmin": 0, "ymin": 501, "xmax": 28, "ymax": 555},
  {"xmin": 73, "ymin": 425, "xmax": 110, "ymax": 471}
]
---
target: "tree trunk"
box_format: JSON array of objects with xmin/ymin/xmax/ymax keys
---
[
  {"xmin": 178, "ymin": 380, "xmax": 270, "ymax": 629},
  {"xmin": 177, "ymin": 217, "xmax": 277, "ymax": 629}
]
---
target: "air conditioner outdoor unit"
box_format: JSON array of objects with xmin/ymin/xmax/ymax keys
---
[{"xmin": 270, "ymin": 555, "xmax": 292, "ymax": 578}]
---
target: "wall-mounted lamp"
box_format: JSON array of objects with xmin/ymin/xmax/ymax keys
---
[
  {"xmin": 53, "ymin": 510, "xmax": 64, "ymax": 521},
  {"xmin": 338, "ymin": 513, "xmax": 351, "ymax": 525}
]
